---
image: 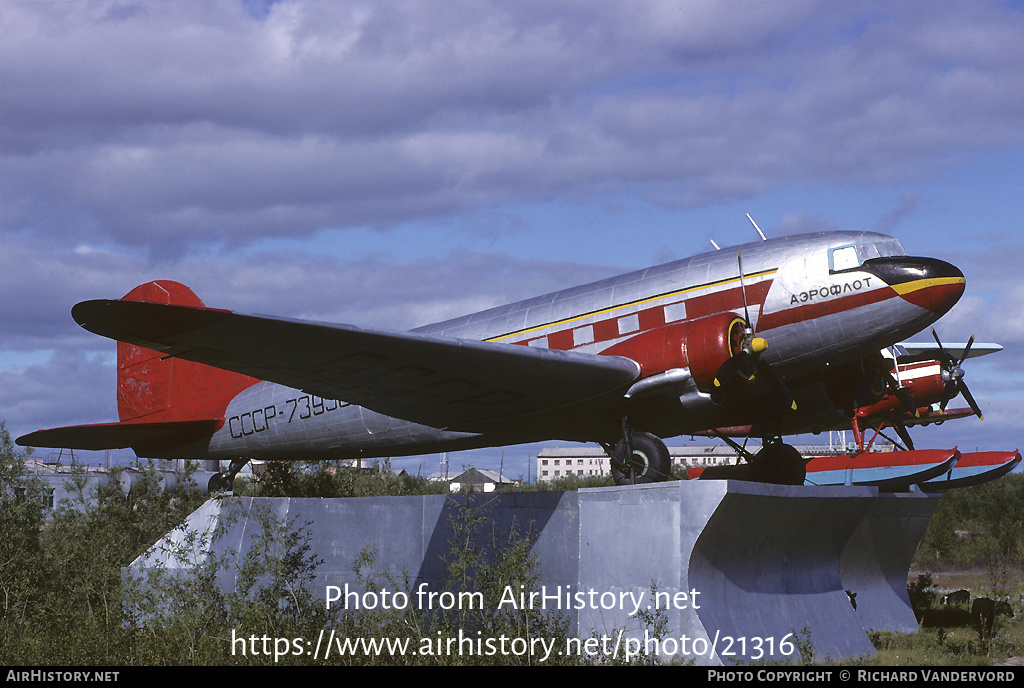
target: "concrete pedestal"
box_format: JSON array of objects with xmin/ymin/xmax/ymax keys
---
[{"xmin": 130, "ymin": 480, "xmax": 937, "ymax": 664}]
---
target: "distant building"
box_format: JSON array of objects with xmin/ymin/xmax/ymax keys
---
[
  {"xmin": 535, "ymin": 440, "xmax": 890, "ymax": 482},
  {"xmin": 536, "ymin": 445, "xmax": 747, "ymax": 481},
  {"xmin": 447, "ymin": 468, "xmax": 519, "ymax": 492},
  {"xmin": 19, "ymin": 457, "xmax": 225, "ymax": 517},
  {"xmin": 21, "ymin": 459, "xmax": 113, "ymax": 511}
]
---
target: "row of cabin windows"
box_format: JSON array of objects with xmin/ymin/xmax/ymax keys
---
[
  {"xmin": 526, "ymin": 301, "xmax": 686, "ymax": 349},
  {"xmin": 517, "ymin": 243, "xmax": 908, "ymax": 350}
]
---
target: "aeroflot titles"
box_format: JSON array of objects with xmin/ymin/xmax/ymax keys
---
[{"xmin": 789, "ymin": 277, "xmax": 873, "ymax": 305}]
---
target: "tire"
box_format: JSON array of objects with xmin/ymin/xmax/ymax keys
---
[
  {"xmin": 208, "ymin": 473, "xmax": 233, "ymax": 493},
  {"xmin": 610, "ymin": 431, "xmax": 672, "ymax": 485}
]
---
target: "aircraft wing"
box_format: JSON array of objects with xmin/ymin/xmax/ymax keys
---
[
  {"xmin": 71, "ymin": 299, "xmax": 641, "ymax": 433},
  {"xmin": 898, "ymin": 407, "xmax": 976, "ymax": 427}
]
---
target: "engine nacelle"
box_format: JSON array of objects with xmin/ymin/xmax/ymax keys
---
[
  {"xmin": 601, "ymin": 312, "xmax": 746, "ymax": 392},
  {"xmin": 856, "ymin": 360, "xmax": 948, "ymax": 418}
]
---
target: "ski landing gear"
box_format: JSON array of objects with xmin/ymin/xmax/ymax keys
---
[{"xmin": 605, "ymin": 422, "xmax": 673, "ymax": 486}]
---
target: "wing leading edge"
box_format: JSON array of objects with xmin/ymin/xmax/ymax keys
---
[{"xmin": 70, "ymin": 299, "xmax": 642, "ymax": 433}]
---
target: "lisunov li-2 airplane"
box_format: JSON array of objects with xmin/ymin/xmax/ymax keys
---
[{"xmin": 18, "ymin": 230, "xmax": 998, "ymax": 491}]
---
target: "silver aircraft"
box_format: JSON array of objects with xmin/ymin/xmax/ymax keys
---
[{"xmin": 18, "ymin": 230, "xmax": 968, "ymax": 488}]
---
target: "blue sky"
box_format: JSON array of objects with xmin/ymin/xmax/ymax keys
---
[{"xmin": 3, "ymin": 1, "xmax": 1024, "ymax": 476}]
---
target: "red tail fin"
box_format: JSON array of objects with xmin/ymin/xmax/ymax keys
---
[{"xmin": 117, "ymin": 281, "xmax": 259, "ymax": 423}]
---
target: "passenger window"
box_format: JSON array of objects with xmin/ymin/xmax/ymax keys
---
[
  {"xmin": 664, "ymin": 302, "xmax": 686, "ymax": 322},
  {"xmin": 573, "ymin": 325, "xmax": 595, "ymax": 346},
  {"xmin": 618, "ymin": 314, "xmax": 640, "ymax": 334}
]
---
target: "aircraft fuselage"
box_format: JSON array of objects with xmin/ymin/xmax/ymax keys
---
[{"xmin": 192, "ymin": 230, "xmax": 964, "ymax": 461}]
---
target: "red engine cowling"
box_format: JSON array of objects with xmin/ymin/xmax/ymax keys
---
[
  {"xmin": 855, "ymin": 360, "xmax": 948, "ymax": 418},
  {"xmin": 601, "ymin": 312, "xmax": 746, "ymax": 391}
]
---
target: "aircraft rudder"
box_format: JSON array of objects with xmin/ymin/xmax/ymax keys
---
[{"xmin": 116, "ymin": 281, "xmax": 258, "ymax": 423}]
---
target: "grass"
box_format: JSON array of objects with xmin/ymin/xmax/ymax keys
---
[
  {"xmin": 830, "ymin": 569, "xmax": 1024, "ymax": 666},
  {"xmin": 859, "ymin": 629, "xmax": 995, "ymax": 666}
]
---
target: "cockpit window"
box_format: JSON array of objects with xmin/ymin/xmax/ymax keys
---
[
  {"xmin": 830, "ymin": 245, "xmax": 860, "ymax": 271},
  {"xmin": 829, "ymin": 239, "xmax": 906, "ymax": 273}
]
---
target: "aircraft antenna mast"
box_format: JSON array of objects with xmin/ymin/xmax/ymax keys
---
[{"xmin": 746, "ymin": 213, "xmax": 768, "ymax": 241}]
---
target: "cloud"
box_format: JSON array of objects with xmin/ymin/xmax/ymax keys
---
[
  {"xmin": 0, "ymin": 349, "xmax": 116, "ymax": 442},
  {"xmin": 0, "ymin": 236, "xmax": 627, "ymax": 343},
  {"xmin": 5, "ymin": 2, "xmax": 1024, "ymax": 255},
  {"xmin": 874, "ymin": 193, "xmax": 921, "ymax": 234}
]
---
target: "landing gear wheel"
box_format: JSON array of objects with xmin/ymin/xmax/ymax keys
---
[
  {"xmin": 750, "ymin": 440, "xmax": 805, "ymax": 485},
  {"xmin": 611, "ymin": 431, "xmax": 671, "ymax": 485},
  {"xmin": 208, "ymin": 473, "xmax": 233, "ymax": 493},
  {"xmin": 208, "ymin": 457, "xmax": 251, "ymax": 494}
]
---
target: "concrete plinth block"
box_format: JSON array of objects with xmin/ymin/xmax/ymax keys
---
[
  {"xmin": 129, "ymin": 481, "xmax": 937, "ymax": 665},
  {"xmin": 693, "ymin": 482, "xmax": 884, "ymax": 663},
  {"xmin": 577, "ymin": 481, "xmax": 937, "ymax": 663},
  {"xmin": 839, "ymin": 491, "xmax": 940, "ymax": 633}
]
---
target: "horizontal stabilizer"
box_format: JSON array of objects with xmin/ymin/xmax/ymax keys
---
[
  {"xmin": 898, "ymin": 341, "xmax": 1002, "ymax": 363},
  {"xmin": 17, "ymin": 419, "xmax": 220, "ymax": 452}
]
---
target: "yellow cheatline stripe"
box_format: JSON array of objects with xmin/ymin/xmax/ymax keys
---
[
  {"xmin": 485, "ymin": 268, "xmax": 778, "ymax": 343},
  {"xmin": 890, "ymin": 276, "xmax": 966, "ymax": 296}
]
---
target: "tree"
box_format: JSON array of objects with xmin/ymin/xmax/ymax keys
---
[{"xmin": 0, "ymin": 422, "xmax": 49, "ymax": 655}]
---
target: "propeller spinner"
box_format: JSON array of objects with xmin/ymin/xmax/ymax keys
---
[{"xmin": 931, "ymin": 328, "xmax": 983, "ymax": 420}]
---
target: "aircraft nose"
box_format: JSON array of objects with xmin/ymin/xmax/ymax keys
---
[{"xmin": 860, "ymin": 256, "xmax": 965, "ymax": 315}]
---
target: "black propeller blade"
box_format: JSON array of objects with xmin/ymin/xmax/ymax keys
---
[
  {"xmin": 757, "ymin": 358, "xmax": 798, "ymax": 412},
  {"xmin": 931, "ymin": 328, "xmax": 983, "ymax": 420},
  {"xmin": 884, "ymin": 370, "xmax": 919, "ymax": 417},
  {"xmin": 712, "ymin": 250, "xmax": 796, "ymax": 411},
  {"xmin": 714, "ymin": 349, "xmax": 756, "ymax": 388}
]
